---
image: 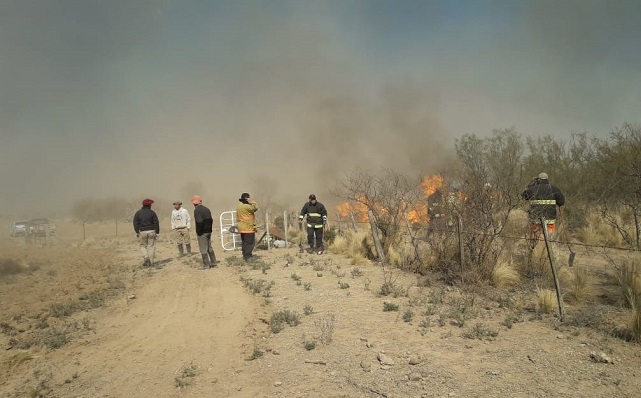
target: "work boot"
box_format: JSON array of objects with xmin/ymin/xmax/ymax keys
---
[
  {"xmin": 200, "ymin": 254, "xmax": 211, "ymax": 269},
  {"xmin": 317, "ymin": 246, "xmax": 324, "ymax": 255},
  {"xmin": 208, "ymin": 251, "xmax": 219, "ymax": 267},
  {"xmin": 185, "ymin": 244, "xmax": 192, "ymax": 255},
  {"xmin": 143, "ymin": 257, "xmax": 151, "ymax": 267},
  {"xmin": 307, "ymin": 246, "xmax": 314, "ymax": 254},
  {"xmin": 178, "ymin": 244, "xmax": 184, "ymax": 256}
]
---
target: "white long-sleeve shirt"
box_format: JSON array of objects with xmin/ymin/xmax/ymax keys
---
[{"xmin": 171, "ymin": 207, "xmax": 191, "ymax": 229}]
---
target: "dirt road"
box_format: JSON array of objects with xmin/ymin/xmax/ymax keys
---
[{"xmin": 2, "ymin": 233, "xmax": 641, "ymax": 398}]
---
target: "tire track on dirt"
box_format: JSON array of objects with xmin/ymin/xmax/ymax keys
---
[{"xmin": 55, "ymin": 253, "xmax": 269, "ymax": 398}]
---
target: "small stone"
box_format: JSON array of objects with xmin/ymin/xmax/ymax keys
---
[
  {"xmin": 377, "ymin": 352, "xmax": 395, "ymax": 366},
  {"xmin": 360, "ymin": 361, "xmax": 372, "ymax": 372},
  {"xmin": 272, "ymin": 350, "xmax": 280, "ymax": 355},
  {"xmin": 380, "ymin": 365, "xmax": 391, "ymax": 370},
  {"xmin": 408, "ymin": 355, "xmax": 422, "ymax": 365},
  {"xmin": 590, "ymin": 351, "xmax": 614, "ymax": 364},
  {"xmin": 408, "ymin": 372, "xmax": 422, "ymax": 381},
  {"xmin": 274, "ymin": 381, "xmax": 282, "ymax": 387},
  {"xmin": 556, "ymin": 334, "xmax": 564, "ymax": 339},
  {"xmin": 127, "ymin": 294, "xmax": 136, "ymax": 300}
]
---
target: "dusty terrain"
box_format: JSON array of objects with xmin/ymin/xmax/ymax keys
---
[{"xmin": 1, "ymin": 220, "xmax": 641, "ymax": 398}]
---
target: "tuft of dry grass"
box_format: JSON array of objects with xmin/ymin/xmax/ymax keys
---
[
  {"xmin": 491, "ymin": 260, "xmax": 520, "ymax": 289},
  {"xmin": 537, "ymin": 288, "xmax": 556, "ymax": 314},
  {"xmin": 329, "ymin": 235, "xmax": 349, "ymax": 255},
  {"xmin": 614, "ymin": 257, "xmax": 641, "ymax": 341},
  {"xmin": 565, "ymin": 266, "xmax": 593, "ymax": 303}
]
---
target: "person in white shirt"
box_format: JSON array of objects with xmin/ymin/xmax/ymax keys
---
[{"xmin": 171, "ymin": 201, "xmax": 192, "ymax": 256}]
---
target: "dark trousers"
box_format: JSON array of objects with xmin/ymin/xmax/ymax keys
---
[
  {"xmin": 197, "ymin": 232, "xmax": 216, "ymax": 263},
  {"xmin": 307, "ymin": 226, "xmax": 324, "ymax": 249},
  {"xmin": 241, "ymin": 233, "xmax": 255, "ymax": 260}
]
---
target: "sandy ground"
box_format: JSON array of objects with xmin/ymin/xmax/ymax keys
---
[{"xmin": 1, "ymin": 223, "xmax": 641, "ymax": 398}]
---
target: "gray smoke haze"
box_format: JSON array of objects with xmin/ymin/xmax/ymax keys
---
[{"xmin": 1, "ymin": 1, "xmax": 640, "ymax": 218}]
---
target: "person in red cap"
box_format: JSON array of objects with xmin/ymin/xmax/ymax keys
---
[
  {"xmin": 192, "ymin": 195, "xmax": 218, "ymax": 269},
  {"xmin": 133, "ymin": 198, "xmax": 160, "ymax": 266}
]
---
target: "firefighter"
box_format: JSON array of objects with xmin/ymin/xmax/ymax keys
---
[
  {"xmin": 236, "ymin": 193, "xmax": 259, "ymax": 262},
  {"xmin": 299, "ymin": 194, "xmax": 328, "ymax": 254},
  {"xmin": 521, "ymin": 172, "xmax": 565, "ymax": 242}
]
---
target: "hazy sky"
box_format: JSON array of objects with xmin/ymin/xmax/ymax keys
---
[{"xmin": 1, "ymin": 0, "xmax": 640, "ymax": 216}]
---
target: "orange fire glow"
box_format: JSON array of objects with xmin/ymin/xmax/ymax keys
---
[{"xmin": 336, "ymin": 176, "xmax": 445, "ymax": 225}]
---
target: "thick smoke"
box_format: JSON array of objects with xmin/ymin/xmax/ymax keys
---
[{"xmin": 1, "ymin": 1, "xmax": 639, "ymax": 218}]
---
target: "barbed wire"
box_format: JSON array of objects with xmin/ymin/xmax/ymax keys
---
[{"xmin": 330, "ymin": 218, "xmax": 641, "ymax": 253}]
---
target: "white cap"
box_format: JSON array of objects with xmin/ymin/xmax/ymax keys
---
[{"xmin": 538, "ymin": 172, "xmax": 549, "ymax": 180}]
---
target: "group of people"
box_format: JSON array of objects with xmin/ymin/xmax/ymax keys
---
[
  {"xmin": 132, "ymin": 193, "xmax": 328, "ymax": 268},
  {"xmin": 132, "ymin": 195, "xmax": 220, "ymax": 270}
]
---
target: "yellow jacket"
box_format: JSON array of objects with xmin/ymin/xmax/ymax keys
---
[{"xmin": 237, "ymin": 201, "xmax": 258, "ymax": 233}]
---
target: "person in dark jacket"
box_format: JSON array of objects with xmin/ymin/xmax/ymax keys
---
[
  {"xmin": 191, "ymin": 195, "xmax": 218, "ymax": 269},
  {"xmin": 133, "ymin": 198, "xmax": 160, "ymax": 266},
  {"xmin": 299, "ymin": 194, "xmax": 328, "ymax": 254},
  {"xmin": 521, "ymin": 172, "xmax": 565, "ymax": 243}
]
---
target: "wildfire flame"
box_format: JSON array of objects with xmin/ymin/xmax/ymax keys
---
[{"xmin": 336, "ymin": 176, "xmax": 445, "ymax": 225}]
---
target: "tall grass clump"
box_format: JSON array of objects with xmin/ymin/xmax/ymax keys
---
[
  {"xmin": 615, "ymin": 258, "xmax": 641, "ymax": 341},
  {"xmin": 491, "ymin": 260, "xmax": 520, "ymax": 289},
  {"xmin": 537, "ymin": 288, "xmax": 556, "ymax": 314}
]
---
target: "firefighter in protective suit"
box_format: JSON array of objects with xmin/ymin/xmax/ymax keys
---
[
  {"xmin": 299, "ymin": 194, "xmax": 328, "ymax": 254},
  {"xmin": 521, "ymin": 172, "xmax": 565, "ymax": 243}
]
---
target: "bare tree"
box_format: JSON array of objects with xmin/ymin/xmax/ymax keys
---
[{"xmin": 333, "ymin": 167, "xmax": 423, "ymax": 251}]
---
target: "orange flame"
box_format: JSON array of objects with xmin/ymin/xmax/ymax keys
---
[{"xmin": 421, "ymin": 175, "xmax": 444, "ymax": 197}]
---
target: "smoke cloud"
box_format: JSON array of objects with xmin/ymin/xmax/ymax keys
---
[{"xmin": 1, "ymin": 1, "xmax": 639, "ymax": 217}]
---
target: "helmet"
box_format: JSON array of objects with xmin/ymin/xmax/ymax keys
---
[{"xmin": 309, "ymin": 194, "xmax": 316, "ymax": 200}]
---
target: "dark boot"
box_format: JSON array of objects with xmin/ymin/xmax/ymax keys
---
[
  {"xmin": 200, "ymin": 254, "xmax": 211, "ymax": 270},
  {"xmin": 208, "ymin": 250, "xmax": 218, "ymax": 266},
  {"xmin": 185, "ymin": 244, "xmax": 192, "ymax": 255},
  {"xmin": 178, "ymin": 244, "xmax": 184, "ymax": 256}
]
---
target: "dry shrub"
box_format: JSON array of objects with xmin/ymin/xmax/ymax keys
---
[
  {"xmin": 537, "ymin": 288, "xmax": 556, "ymax": 314},
  {"xmin": 614, "ymin": 257, "xmax": 641, "ymax": 341},
  {"xmin": 330, "ymin": 230, "xmax": 375, "ymax": 265},
  {"xmin": 565, "ymin": 266, "xmax": 593, "ymax": 303},
  {"xmin": 491, "ymin": 260, "xmax": 520, "ymax": 289},
  {"xmin": 329, "ymin": 235, "xmax": 349, "ymax": 255},
  {"xmin": 577, "ymin": 211, "xmax": 624, "ymax": 247},
  {"xmin": 0, "ymin": 258, "xmax": 24, "ymax": 276},
  {"xmin": 501, "ymin": 209, "xmax": 529, "ymax": 239}
]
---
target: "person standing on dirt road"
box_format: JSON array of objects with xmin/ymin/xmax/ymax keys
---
[
  {"xmin": 299, "ymin": 194, "xmax": 328, "ymax": 254},
  {"xmin": 521, "ymin": 172, "xmax": 565, "ymax": 244},
  {"xmin": 133, "ymin": 198, "xmax": 160, "ymax": 267},
  {"xmin": 171, "ymin": 201, "xmax": 192, "ymax": 257},
  {"xmin": 236, "ymin": 193, "xmax": 259, "ymax": 262},
  {"xmin": 192, "ymin": 195, "xmax": 218, "ymax": 269}
]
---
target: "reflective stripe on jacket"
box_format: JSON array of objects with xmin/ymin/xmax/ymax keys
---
[
  {"xmin": 521, "ymin": 180, "xmax": 565, "ymax": 222},
  {"xmin": 299, "ymin": 201, "xmax": 327, "ymax": 227}
]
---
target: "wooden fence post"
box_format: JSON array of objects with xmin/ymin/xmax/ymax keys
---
[
  {"xmin": 368, "ymin": 210, "xmax": 386, "ymax": 265},
  {"xmin": 457, "ymin": 215, "xmax": 464, "ymax": 283},
  {"xmin": 404, "ymin": 213, "xmax": 423, "ymax": 268},
  {"xmin": 284, "ymin": 211, "xmax": 289, "ymax": 248},
  {"xmin": 541, "ymin": 217, "xmax": 565, "ymax": 322},
  {"xmin": 349, "ymin": 212, "xmax": 358, "ymax": 232}
]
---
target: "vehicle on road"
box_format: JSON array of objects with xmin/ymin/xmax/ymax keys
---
[
  {"xmin": 9, "ymin": 221, "xmax": 29, "ymax": 237},
  {"xmin": 26, "ymin": 218, "xmax": 56, "ymax": 237}
]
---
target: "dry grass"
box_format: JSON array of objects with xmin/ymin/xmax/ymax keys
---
[
  {"xmin": 329, "ymin": 230, "xmax": 374, "ymax": 265},
  {"xmin": 537, "ymin": 288, "xmax": 557, "ymax": 314},
  {"xmin": 491, "ymin": 260, "xmax": 520, "ymax": 289},
  {"xmin": 576, "ymin": 211, "xmax": 625, "ymax": 247},
  {"xmin": 564, "ymin": 266, "xmax": 594, "ymax": 303},
  {"xmin": 501, "ymin": 209, "xmax": 529, "ymax": 238},
  {"xmin": 614, "ymin": 257, "xmax": 641, "ymax": 341}
]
